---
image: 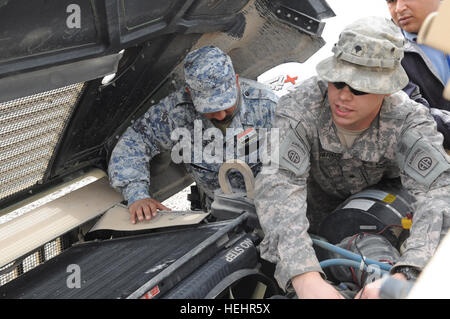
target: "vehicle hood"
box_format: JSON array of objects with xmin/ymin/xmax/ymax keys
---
[{"xmin": 0, "ymin": 0, "xmax": 334, "ymax": 209}]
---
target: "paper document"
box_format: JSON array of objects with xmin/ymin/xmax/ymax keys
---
[{"xmin": 90, "ymin": 204, "xmax": 210, "ymax": 232}]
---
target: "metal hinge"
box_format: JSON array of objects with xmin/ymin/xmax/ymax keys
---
[{"xmin": 273, "ymin": 4, "xmax": 325, "ymax": 37}]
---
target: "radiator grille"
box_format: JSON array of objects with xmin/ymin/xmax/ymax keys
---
[
  {"xmin": 0, "ymin": 237, "xmax": 65, "ymax": 287},
  {"xmin": 0, "ymin": 83, "xmax": 84, "ymax": 201}
]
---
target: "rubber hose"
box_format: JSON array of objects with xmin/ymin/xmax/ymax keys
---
[
  {"xmin": 319, "ymin": 258, "xmax": 389, "ymax": 275},
  {"xmin": 312, "ymin": 238, "xmax": 392, "ymax": 272}
]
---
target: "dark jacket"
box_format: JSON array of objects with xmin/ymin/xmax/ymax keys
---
[{"xmin": 402, "ymin": 40, "xmax": 450, "ymax": 149}]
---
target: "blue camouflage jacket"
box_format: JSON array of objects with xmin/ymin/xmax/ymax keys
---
[{"xmin": 108, "ymin": 78, "xmax": 278, "ymax": 206}]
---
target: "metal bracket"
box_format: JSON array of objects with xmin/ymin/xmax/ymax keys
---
[
  {"xmin": 272, "ymin": 4, "xmax": 325, "ymax": 37},
  {"xmin": 218, "ymin": 159, "xmax": 255, "ymax": 199}
]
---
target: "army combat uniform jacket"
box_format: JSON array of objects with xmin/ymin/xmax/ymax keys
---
[
  {"xmin": 109, "ymin": 78, "xmax": 278, "ymax": 206},
  {"xmin": 254, "ymin": 77, "xmax": 450, "ymax": 290}
]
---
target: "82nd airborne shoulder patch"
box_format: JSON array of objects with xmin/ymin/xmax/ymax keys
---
[
  {"xmin": 407, "ymin": 147, "xmax": 438, "ymax": 177},
  {"xmin": 404, "ymin": 139, "xmax": 450, "ymax": 188},
  {"xmin": 279, "ymin": 129, "xmax": 310, "ymax": 176}
]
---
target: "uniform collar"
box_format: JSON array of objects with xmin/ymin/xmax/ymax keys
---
[
  {"xmin": 403, "ymin": 30, "xmax": 417, "ymax": 42},
  {"xmin": 318, "ymin": 99, "xmax": 344, "ymax": 154}
]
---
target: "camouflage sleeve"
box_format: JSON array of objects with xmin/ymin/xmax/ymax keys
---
[
  {"xmin": 403, "ymin": 81, "xmax": 450, "ymax": 149},
  {"xmin": 392, "ymin": 99, "xmax": 450, "ymax": 273},
  {"xmin": 254, "ymin": 79, "xmax": 325, "ymax": 290},
  {"xmin": 108, "ymin": 98, "xmax": 178, "ymax": 206},
  {"xmin": 402, "ymin": 81, "xmax": 430, "ymax": 108},
  {"xmin": 429, "ymin": 108, "xmax": 450, "ymax": 150}
]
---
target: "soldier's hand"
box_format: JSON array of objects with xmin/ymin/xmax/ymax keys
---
[
  {"xmin": 128, "ymin": 198, "xmax": 171, "ymax": 224},
  {"xmin": 292, "ymin": 271, "xmax": 345, "ymax": 299},
  {"xmin": 355, "ymin": 272, "xmax": 406, "ymax": 299}
]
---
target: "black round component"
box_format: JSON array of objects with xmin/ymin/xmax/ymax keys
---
[
  {"xmin": 318, "ymin": 182, "xmax": 414, "ymax": 248},
  {"xmin": 319, "ymin": 208, "xmax": 398, "ymax": 245}
]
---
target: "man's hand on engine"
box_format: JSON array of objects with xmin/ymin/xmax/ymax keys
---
[
  {"xmin": 128, "ymin": 198, "xmax": 171, "ymax": 224},
  {"xmin": 355, "ymin": 273, "xmax": 406, "ymax": 299},
  {"xmin": 292, "ymin": 271, "xmax": 345, "ymax": 299}
]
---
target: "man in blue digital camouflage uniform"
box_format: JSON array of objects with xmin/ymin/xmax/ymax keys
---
[{"xmin": 108, "ymin": 45, "xmax": 278, "ymax": 224}]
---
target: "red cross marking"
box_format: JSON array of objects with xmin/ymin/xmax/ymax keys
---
[{"xmin": 284, "ymin": 75, "xmax": 298, "ymax": 85}]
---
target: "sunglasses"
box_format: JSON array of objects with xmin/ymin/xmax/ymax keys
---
[{"xmin": 331, "ymin": 82, "xmax": 369, "ymax": 96}]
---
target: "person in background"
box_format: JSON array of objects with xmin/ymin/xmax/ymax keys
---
[{"xmin": 386, "ymin": 0, "xmax": 450, "ymax": 149}]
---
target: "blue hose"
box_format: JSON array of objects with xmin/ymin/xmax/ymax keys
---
[
  {"xmin": 319, "ymin": 258, "xmax": 389, "ymax": 275},
  {"xmin": 320, "ymin": 258, "xmax": 367, "ymax": 270},
  {"xmin": 312, "ymin": 238, "xmax": 392, "ymax": 272}
]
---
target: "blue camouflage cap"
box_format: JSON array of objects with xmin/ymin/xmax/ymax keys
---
[{"xmin": 184, "ymin": 45, "xmax": 238, "ymax": 114}]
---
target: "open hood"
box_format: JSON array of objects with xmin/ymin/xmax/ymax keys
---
[{"xmin": 0, "ymin": 0, "xmax": 334, "ymax": 210}]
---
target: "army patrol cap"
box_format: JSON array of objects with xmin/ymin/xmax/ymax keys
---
[
  {"xmin": 316, "ymin": 16, "xmax": 409, "ymax": 94},
  {"xmin": 184, "ymin": 45, "xmax": 238, "ymax": 114}
]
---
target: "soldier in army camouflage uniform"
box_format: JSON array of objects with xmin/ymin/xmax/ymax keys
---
[
  {"xmin": 109, "ymin": 45, "xmax": 278, "ymax": 224},
  {"xmin": 254, "ymin": 17, "xmax": 450, "ymax": 299}
]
